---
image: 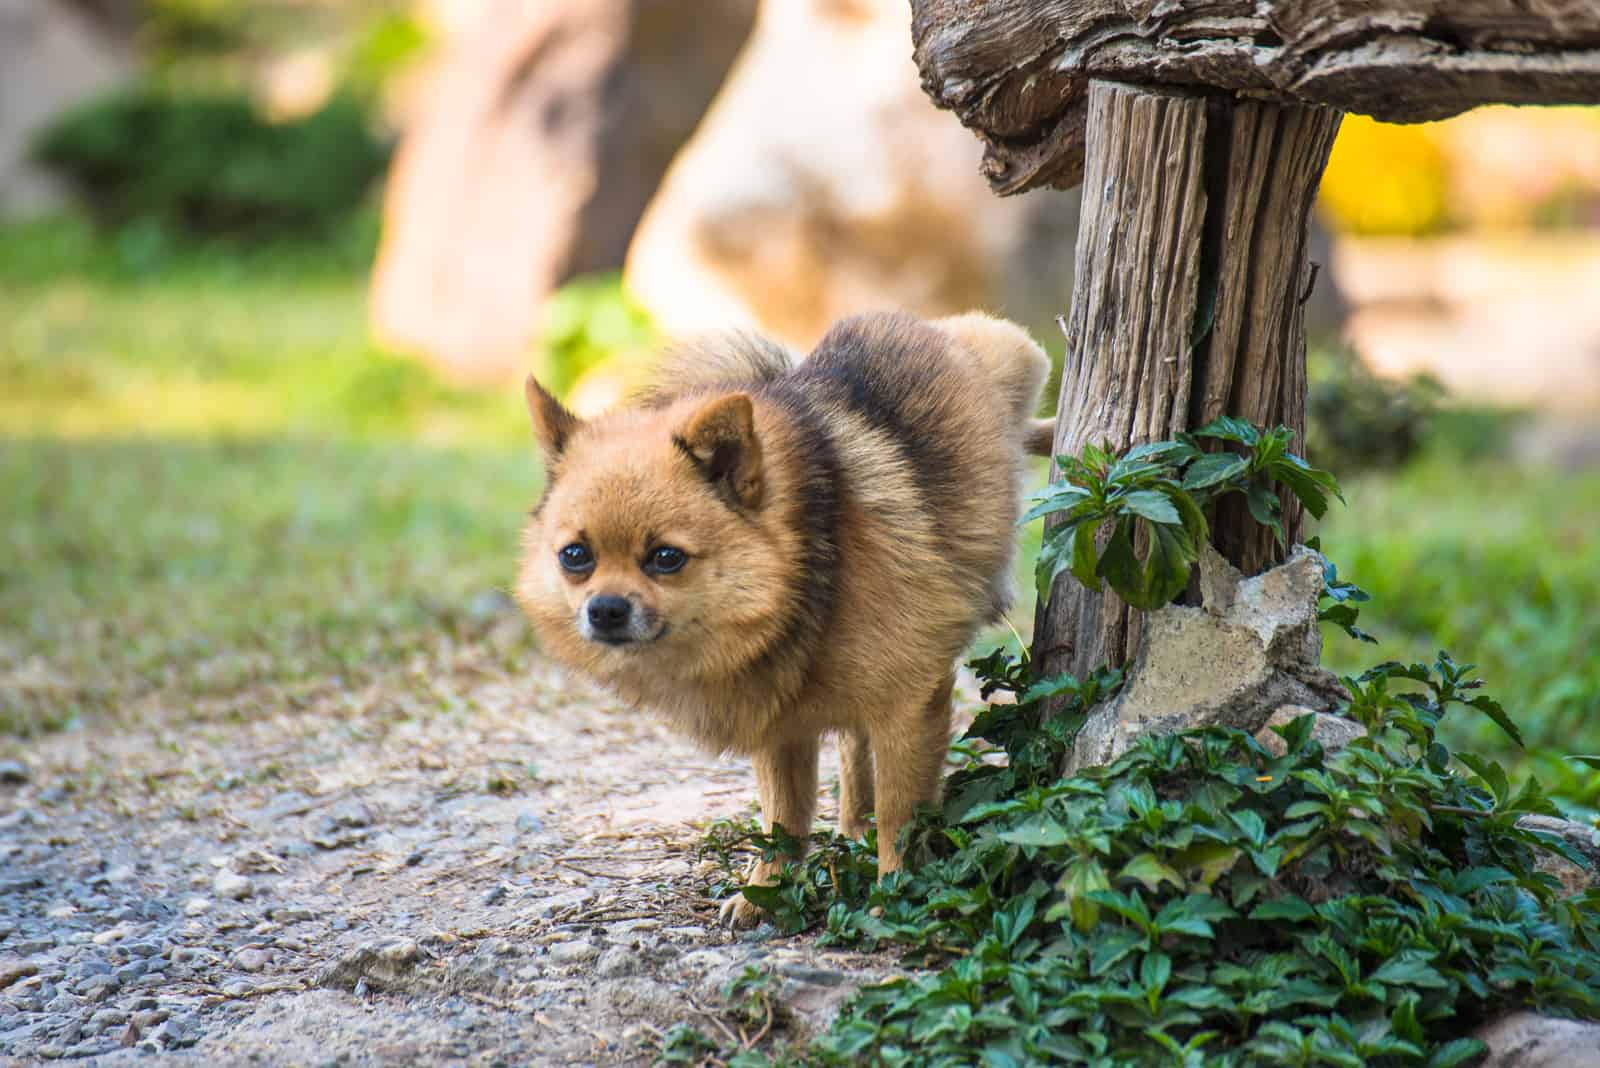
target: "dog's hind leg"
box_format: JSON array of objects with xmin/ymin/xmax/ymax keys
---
[
  {"xmin": 720, "ymin": 734, "xmax": 820, "ymax": 929},
  {"xmin": 837, "ymin": 728, "xmax": 875, "ymax": 840},
  {"xmin": 869, "ymin": 672, "xmax": 955, "ymax": 876}
]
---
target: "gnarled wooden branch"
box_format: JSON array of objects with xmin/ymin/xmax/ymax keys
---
[{"xmin": 911, "ymin": 0, "xmax": 1600, "ymax": 194}]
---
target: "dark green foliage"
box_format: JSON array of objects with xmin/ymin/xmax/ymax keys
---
[
  {"xmin": 1027, "ymin": 421, "xmax": 1341, "ymax": 610},
  {"xmin": 1306, "ymin": 348, "xmax": 1443, "ymax": 474},
  {"xmin": 33, "ymin": 85, "xmax": 390, "ymax": 240},
  {"xmin": 1308, "ymin": 538, "xmax": 1377, "ymax": 645},
  {"xmin": 672, "ymin": 429, "xmax": 1599, "ymax": 1066},
  {"xmin": 693, "ymin": 651, "xmax": 1600, "ymax": 1067}
]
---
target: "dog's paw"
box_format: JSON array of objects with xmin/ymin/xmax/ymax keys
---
[{"xmin": 718, "ymin": 891, "xmax": 766, "ymax": 930}]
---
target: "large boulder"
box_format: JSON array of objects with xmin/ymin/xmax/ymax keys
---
[
  {"xmin": 1065, "ymin": 545, "xmax": 1351, "ymax": 773},
  {"xmin": 623, "ymin": 0, "xmax": 1081, "ymax": 353}
]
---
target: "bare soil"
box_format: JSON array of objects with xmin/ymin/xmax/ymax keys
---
[{"xmin": 0, "ymin": 644, "xmax": 919, "ymax": 1066}]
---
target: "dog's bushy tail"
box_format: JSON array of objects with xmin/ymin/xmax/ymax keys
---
[
  {"xmin": 634, "ymin": 331, "xmax": 796, "ymax": 405},
  {"xmin": 933, "ymin": 313, "xmax": 1056, "ymax": 457}
]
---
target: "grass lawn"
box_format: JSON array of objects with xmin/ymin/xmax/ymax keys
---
[
  {"xmin": 1315, "ymin": 447, "xmax": 1600, "ymax": 813},
  {"xmin": 3, "ymin": 216, "xmax": 1596, "ymax": 814},
  {"xmin": 0, "ymin": 217, "xmax": 540, "ymax": 736}
]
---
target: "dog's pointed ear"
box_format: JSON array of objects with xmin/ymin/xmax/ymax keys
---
[
  {"xmin": 525, "ymin": 376, "xmax": 580, "ymax": 458},
  {"xmin": 678, "ymin": 393, "xmax": 763, "ymax": 509}
]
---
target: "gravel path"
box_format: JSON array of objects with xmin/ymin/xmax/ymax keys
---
[{"xmin": 0, "ymin": 650, "xmax": 907, "ymax": 1066}]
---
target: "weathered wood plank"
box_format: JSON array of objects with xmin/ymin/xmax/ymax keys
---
[
  {"xmin": 911, "ymin": 0, "xmax": 1600, "ymax": 193},
  {"xmin": 1031, "ymin": 83, "xmax": 1210, "ymax": 677}
]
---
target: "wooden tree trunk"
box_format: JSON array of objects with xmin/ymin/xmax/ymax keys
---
[{"xmin": 1030, "ymin": 81, "xmax": 1341, "ymax": 681}]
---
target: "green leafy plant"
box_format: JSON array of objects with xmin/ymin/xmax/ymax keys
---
[
  {"xmin": 693, "ymin": 648, "xmax": 1600, "ymax": 1066},
  {"xmin": 650, "ymin": 967, "xmax": 792, "ymax": 1067},
  {"xmin": 676, "ymin": 428, "xmax": 1600, "ymax": 1067},
  {"xmin": 1309, "ymin": 537, "xmax": 1377, "ymax": 645},
  {"xmin": 1026, "ymin": 420, "xmax": 1341, "ymax": 610},
  {"xmin": 33, "ymin": 84, "xmax": 390, "ymax": 240}
]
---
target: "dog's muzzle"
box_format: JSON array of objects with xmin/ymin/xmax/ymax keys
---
[{"xmin": 577, "ymin": 595, "xmax": 660, "ymax": 646}]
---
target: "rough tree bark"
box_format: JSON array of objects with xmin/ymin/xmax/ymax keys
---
[
  {"xmin": 911, "ymin": 0, "xmax": 1600, "ymax": 195},
  {"xmin": 1028, "ymin": 83, "xmax": 1340, "ymax": 679},
  {"xmin": 911, "ymin": 0, "xmax": 1600, "ymax": 681}
]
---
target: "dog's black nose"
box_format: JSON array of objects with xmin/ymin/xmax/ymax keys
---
[{"xmin": 587, "ymin": 595, "xmax": 632, "ymax": 634}]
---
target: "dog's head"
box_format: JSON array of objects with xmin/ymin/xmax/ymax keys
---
[{"xmin": 515, "ymin": 378, "xmax": 791, "ymax": 685}]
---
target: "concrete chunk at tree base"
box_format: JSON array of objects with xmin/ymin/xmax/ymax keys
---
[
  {"xmin": 623, "ymin": 0, "xmax": 1082, "ymax": 352},
  {"xmin": 1476, "ymin": 1013, "xmax": 1600, "ymax": 1068},
  {"xmin": 1254, "ymin": 704, "xmax": 1366, "ymax": 759},
  {"xmin": 1065, "ymin": 545, "xmax": 1350, "ymax": 774}
]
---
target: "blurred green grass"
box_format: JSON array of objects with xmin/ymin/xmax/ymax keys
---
[
  {"xmin": 1, "ymin": 216, "xmax": 539, "ymax": 735},
  {"xmin": 2, "ymin": 216, "xmax": 1596, "ymax": 817},
  {"xmin": 1315, "ymin": 442, "xmax": 1600, "ymax": 812}
]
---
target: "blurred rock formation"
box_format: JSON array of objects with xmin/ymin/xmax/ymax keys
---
[
  {"xmin": 0, "ymin": 0, "xmax": 136, "ymax": 219},
  {"xmin": 370, "ymin": 0, "xmax": 756, "ymax": 379},
  {"xmin": 624, "ymin": 0, "xmax": 1082, "ymax": 354}
]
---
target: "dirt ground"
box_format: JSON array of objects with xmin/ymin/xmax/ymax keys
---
[{"xmin": 0, "ymin": 641, "xmax": 924, "ymax": 1066}]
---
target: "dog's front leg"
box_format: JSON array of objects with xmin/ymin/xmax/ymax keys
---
[{"xmin": 720, "ymin": 735, "xmax": 819, "ymax": 929}]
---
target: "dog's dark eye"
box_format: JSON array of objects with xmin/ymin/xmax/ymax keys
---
[
  {"xmin": 558, "ymin": 543, "xmax": 594, "ymax": 573},
  {"xmin": 645, "ymin": 546, "xmax": 687, "ymax": 575}
]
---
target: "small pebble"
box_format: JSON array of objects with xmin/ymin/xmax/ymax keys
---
[
  {"xmin": 213, "ymin": 871, "xmax": 253, "ymax": 901},
  {"xmin": 0, "ymin": 759, "xmax": 29, "ymax": 784},
  {"xmin": 80, "ymin": 974, "xmax": 120, "ymax": 1002},
  {"xmin": 594, "ymin": 946, "xmax": 637, "ymax": 978},
  {"xmin": 545, "ymin": 941, "xmax": 600, "ymax": 966},
  {"xmin": 234, "ymin": 948, "xmax": 271, "ymax": 973},
  {"xmin": 183, "ymin": 897, "xmax": 212, "ymax": 917},
  {"xmin": 0, "ymin": 958, "xmax": 39, "ymax": 990}
]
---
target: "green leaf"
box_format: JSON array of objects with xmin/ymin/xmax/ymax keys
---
[
  {"xmin": 1089, "ymin": 929, "xmax": 1145, "ymax": 975},
  {"xmin": 1466, "ymin": 693, "xmax": 1525, "ymax": 748},
  {"xmin": 1569, "ymin": 755, "xmax": 1600, "ymax": 769},
  {"xmin": 1122, "ymin": 489, "xmax": 1182, "ymax": 526},
  {"xmin": 1000, "ymin": 819, "xmax": 1072, "ymax": 848},
  {"xmin": 1182, "ymin": 452, "xmax": 1249, "ymax": 491},
  {"xmin": 1170, "ymin": 843, "xmax": 1242, "ymax": 888},
  {"xmin": 1250, "ymin": 897, "xmax": 1315, "ymax": 923},
  {"xmin": 1019, "ymin": 485, "xmax": 1093, "ymax": 525},
  {"xmin": 1160, "ymin": 483, "xmax": 1210, "ymax": 544},
  {"xmin": 1051, "ymin": 857, "xmax": 1111, "ymax": 932},
  {"xmin": 1145, "ymin": 524, "xmax": 1195, "ymax": 608},
  {"xmin": 1122, "ymin": 441, "xmax": 1200, "ymax": 466},
  {"xmin": 1371, "ymin": 951, "xmax": 1449, "ymax": 989},
  {"xmin": 1456, "ymin": 753, "xmax": 1510, "ymax": 807},
  {"xmin": 1191, "ymin": 417, "xmax": 1259, "ymax": 446},
  {"xmin": 1097, "ymin": 518, "xmax": 1146, "ymax": 607},
  {"xmin": 1019, "ymin": 673, "xmax": 1082, "ymax": 705},
  {"xmin": 1245, "ymin": 481, "xmax": 1284, "ymax": 543},
  {"xmin": 1426, "ymin": 1039, "xmax": 1489, "ymax": 1068},
  {"xmin": 1119, "ymin": 852, "xmax": 1185, "ymax": 894},
  {"xmin": 1069, "ymin": 516, "xmax": 1103, "ymax": 591},
  {"xmin": 1037, "ymin": 519, "xmax": 1104, "ymax": 602}
]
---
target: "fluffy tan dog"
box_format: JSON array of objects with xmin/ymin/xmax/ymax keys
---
[{"xmin": 516, "ymin": 311, "xmax": 1050, "ymax": 927}]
